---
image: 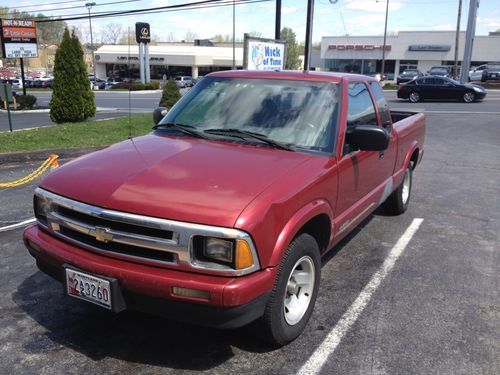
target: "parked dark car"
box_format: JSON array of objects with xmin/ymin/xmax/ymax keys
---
[
  {"xmin": 481, "ymin": 63, "xmax": 500, "ymax": 82},
  {"xmin": 89, "ymin": 78, "xmax": 106, "ymax": 90},
  {"xmin": 397, "ymin": 69, "xmax": 424, "ymax": 84},
  {"xmin": 428, "ymin": 66, "xmax": 453, "ymax": 78},
  {"xmin": 398, "ymin": 76, "xmax": 487, "ymax": 103}
]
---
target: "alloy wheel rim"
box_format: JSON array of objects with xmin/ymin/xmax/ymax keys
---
[
  {"xmin": 464, "ymin": 92, "xmax": 474, "ymax": 102},
  {"xmin": 284, "ymin": 256, "xmax": 315, "ymax": 326},
  {"xmin": 402, "ymin": 169, "xmax": 411, "ymax": 204},
  {"xmin": 410, "ymin": 92, "xmax": 419, "ymax": 102}
]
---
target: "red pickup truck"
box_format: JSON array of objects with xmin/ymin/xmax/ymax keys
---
[{"xmin": 24, "ymin": 71, "xmax": 425, "ymax": 345}]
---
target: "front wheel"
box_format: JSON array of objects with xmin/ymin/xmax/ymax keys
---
[
  {"xmin": 408, "ymin": 92, "xmax": 421, "ymax": 103},
  {"xmin": 463, "ymin": 91, "xmax": 475, "ymax": 103},
  {"xmin": 259, "ymin": 233, "xmax": 321, "ymax": 346},
  {"xmin": 383, "ymin": 166, "xmax": 412, "ymax": 215}
]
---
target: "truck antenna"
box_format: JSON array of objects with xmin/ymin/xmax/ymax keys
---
[{"xmin": 128, "ymin": 27, "xmax": 132, "ymax": 139}]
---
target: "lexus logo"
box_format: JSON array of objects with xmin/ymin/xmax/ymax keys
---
[{"xmin": 90, "ymin": 226, "xmax": 113, "ymax": 243}]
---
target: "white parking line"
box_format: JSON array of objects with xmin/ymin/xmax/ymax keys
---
[
  {"xmin": 297, "ymin": 218, "xmax": 424, "ymax": 375},
  {"xmin": 0, "ymin": 218, "xmax": 36, "ymax": 233}
]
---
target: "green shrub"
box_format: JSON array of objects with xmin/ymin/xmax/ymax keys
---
[
  {"xmin": 145, "ymin": 81, "xmax": 160, "ymax": 90},
  {"xmin": 111, "ymin": 82, "xmax": 131, "ymax": 90},
  {"xmin": 159, "ymin": 78, "xmax": 181, "ymax": 109},
  {"xmin": 130, "ymin": 82, "xmax": 145, "ymax": 91},
  {"xmin": 16, "ymin": 94, "xmax": 37, "ymax": 109}
]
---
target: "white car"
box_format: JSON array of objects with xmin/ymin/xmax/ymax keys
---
[{"xmin": 469, "ymin": 65, "xmax": 486, "ymax": 82}]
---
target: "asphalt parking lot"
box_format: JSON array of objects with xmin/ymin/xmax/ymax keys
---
[{"xmin": 0, "ymin": 97, "xmax": 499, "ymax": 374}]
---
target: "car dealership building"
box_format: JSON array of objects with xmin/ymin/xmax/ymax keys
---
[
  {"xmin": 90, "ymin": 31, "xmax": 500, "ymax": 80},
  {"xmin": 320, "ymin": 31, "xmax": 500, "ymax": 78},
  {"xmin": 93, "ymin": 43, "xmax": 243, "ymax": 80}
]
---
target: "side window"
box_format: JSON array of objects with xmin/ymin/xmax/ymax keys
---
[
  {"xmin": 369, "ymin": 81, "xmax": 391, "ymax": 126},
  {"xmin": 434, "ymin": 78, "xmax": 445, "ymax": 85},
  {"xmin": 345, "ymin": 82, "xmax": 378, "ymax": 154},
  {"xmin": 423, "ymin": 77, "xmax": 435, "ymax": 85},
  {"xmin": 347, "ymin": 83, "xmax": 377, "ymax": 129}
]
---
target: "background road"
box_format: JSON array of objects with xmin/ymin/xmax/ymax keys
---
[
  {"xmin": 1, "ymin": 89, "xmax": 500, "ymax": 133},
  {"xmin": 0, "ymin": 96, "xmax": 499, "ymax": 374}
]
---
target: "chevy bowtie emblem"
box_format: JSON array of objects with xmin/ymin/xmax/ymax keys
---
[{"xmin": 90, "ymin": 226, "xmax": 114, "ymax": 243}]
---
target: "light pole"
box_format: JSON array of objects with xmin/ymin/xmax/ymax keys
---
[
  {"xmin": 86, "ymin": 2, "xmax": 97, "ymax": 89},
  {"xmin": 380, "ymin": 0, "xmax": 389, "ymax": 81}
]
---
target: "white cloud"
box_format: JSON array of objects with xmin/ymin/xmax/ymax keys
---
[
  {"xmin": 431, "ymin": 24, "xmax": 454, "ymax": 31},
  {"xmin": 150, "ymin": 0, "xmax": 169, "ymax": 7},
  {"xmin": 477, "ymin": 16, "xmax": 500, "ymax": 28},
  {"xmin": 282, "ymin": 6, "xmax": 298, "ymax": 15},
  {"xmin": 343, "ymin": 0, "xmax": 403, "ymax": 13}
]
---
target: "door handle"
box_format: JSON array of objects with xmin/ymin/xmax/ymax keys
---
[{"xmin": 379, "ymin": 151, "xmax": 385, "ymax": 159}]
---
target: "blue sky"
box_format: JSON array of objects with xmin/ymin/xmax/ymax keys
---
[{"xmin": 2, "ymin": 0, "xmax": 500, "ymax": 44}]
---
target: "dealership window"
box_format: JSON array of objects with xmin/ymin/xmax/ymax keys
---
[
  {"xmin": 325, "ymin": 59, "xmax": 380, "ymax": 75},
  {"xmin": 399, "ymin": 60, "xmax": 418, "ymax": 73}
]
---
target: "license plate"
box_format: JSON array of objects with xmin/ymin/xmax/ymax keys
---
[
  {"xmin": 492, "ymin": 74, "xmax": 497, "ymax": 78},
  {"xmin": 65, "ymin": 268, "xmax": 112, "ymax": 309}
]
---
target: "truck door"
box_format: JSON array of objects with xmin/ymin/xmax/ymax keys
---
[{"xmin": 335, "ymin": 82, "xmax": 396, "ymax": 232}]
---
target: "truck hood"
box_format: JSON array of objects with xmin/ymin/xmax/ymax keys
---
[{"xmin": 40, "ymin": 134, "xmax": 312, "ymax": 228}]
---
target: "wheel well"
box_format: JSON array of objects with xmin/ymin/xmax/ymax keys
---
[
  {"xmin": 297, "ymin": 214, "xmax": 331, "ymax": 253},
  {"xmin": 410, "ymin": 148, "xmax": 419, "ymax": 170}
]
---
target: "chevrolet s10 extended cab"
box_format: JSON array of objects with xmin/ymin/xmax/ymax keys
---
[{"xmin": 24, "ymin": 71, "xmax": 425, "ymax": 345}]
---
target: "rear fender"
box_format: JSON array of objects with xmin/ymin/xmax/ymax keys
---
[
  {"xmin": 394, "ymin": 141, "xmax": 420, "ymax": 186},
  {"xmin": 268, "ymin": 199, "xmax": 333, "ymax": 267}
]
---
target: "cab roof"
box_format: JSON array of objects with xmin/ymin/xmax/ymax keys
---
[{"xmin": 206, "ymin": 70, "xmax": 377, "ymax": 84}]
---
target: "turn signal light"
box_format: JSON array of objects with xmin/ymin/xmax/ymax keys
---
[
  {"xmin": 171, "ymin": 287, "xmax": 211, "ymax": 301},
  {"xmin": 235, "ymin": 239, "xmax": 254, "ymax": 270}
]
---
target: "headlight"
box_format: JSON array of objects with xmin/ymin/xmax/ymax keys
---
[
  {"xmin": 473, "ymin": 86, "xmax": 483, "ymax": 92},
  {"xmin": 192, "ymin": 236, "xmax": 256, "ymax": 270},
  {"xmin": 34, "ymin": 195, "xmax": 50, "ymax": 226},
  {"xmin": 203, "ymin": 237, "xmax": 234, "ymax": 263}
]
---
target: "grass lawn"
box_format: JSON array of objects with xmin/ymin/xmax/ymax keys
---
[{"xmin": 0, "ymin": 114, "xmax": 154, "ymax": 154}]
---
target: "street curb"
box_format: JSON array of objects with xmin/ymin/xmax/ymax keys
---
[{"xmin": 0, "ymin": 147, "xmax": 101, "ymax": 166}]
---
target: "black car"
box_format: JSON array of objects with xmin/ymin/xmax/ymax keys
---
[
  {"xmin": 396, "ymin": 69, "xmax": 423, "ymax": 84},
  {"xmin": 481, "ymin": 63, "xmax": 500, "ymax": 82},
  {"xmin": 398, "ymin": 76, "xmax": 487, "ymax": 103}
]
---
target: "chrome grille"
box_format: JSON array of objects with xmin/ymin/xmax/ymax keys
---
[{"xmin": 33, "ymin": 187, "xmax": 261, "ymax": 276}]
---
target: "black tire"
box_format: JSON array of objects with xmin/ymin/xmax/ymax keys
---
[
  {"xmin": 383, "ymin": 166, "xmax": 412, "ymax": 215},
  {"xmin": 408, "ymin": 91, "xmax": 421, "ymax": 103},
  {"xmin": 463, "ymin": 91, "xmax": 475, "ymax": 103},
  {"xmin": 259, "ymin": 233, "xmax": 321, "ymax": 346}
]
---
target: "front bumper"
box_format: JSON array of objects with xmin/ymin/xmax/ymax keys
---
[{"xmin": 24, "ymin": 225, "xmax": 276, "ymax": 329}]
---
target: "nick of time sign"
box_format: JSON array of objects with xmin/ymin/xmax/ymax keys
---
[{"xmin": 0, "ymin": 19, "xmax": 38, "ymax": 58}]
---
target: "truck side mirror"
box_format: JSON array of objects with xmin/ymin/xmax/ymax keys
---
[
  {"xmin": 153, "ymin": 107, "xmax": 168, "ymax": 125},
  {"xmin": 350, "ymin": 125, "xmax": 389, "ymax": 151}
]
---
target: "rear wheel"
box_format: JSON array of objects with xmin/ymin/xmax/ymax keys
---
[
  {"xmin": 383, "ymin": 166, "xmax": 412, "ymax": 215},
  {"xmin": 463, "ymin": 91, "xmax": 475, "ymax": 103},
  {"xmin": 259, "ymin": 233, "xmax": 320, "ymax": 346},
  {"xmin": 408, "ymin": 92, "xmax": 421, "ymax": 103}
]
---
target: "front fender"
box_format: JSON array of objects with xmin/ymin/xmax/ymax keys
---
[{"xmin": 268, "ymin": 199, "xmax": 333, "ymax": 267}]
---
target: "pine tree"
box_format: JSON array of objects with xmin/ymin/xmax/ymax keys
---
[
  {"xmin": 50, "ymin": 28, "xmax": 95, "ymax": 123},
  {"xmin": 159, "ymin": 78, "xmax": 181, "ymax": 109}
]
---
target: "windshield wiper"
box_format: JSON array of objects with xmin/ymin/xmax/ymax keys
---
[
  {"xmin": 203, "ymin": 128, "xmax": 294, "ymax": 151},
  {"xmin": 153, "ymin": 122, "xmax": 209, "ymax": 139}
]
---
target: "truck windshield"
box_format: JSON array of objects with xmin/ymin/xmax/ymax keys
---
[{"xmin": 160, "ymin": 77, "xmax": 339, "ymax": 153}]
